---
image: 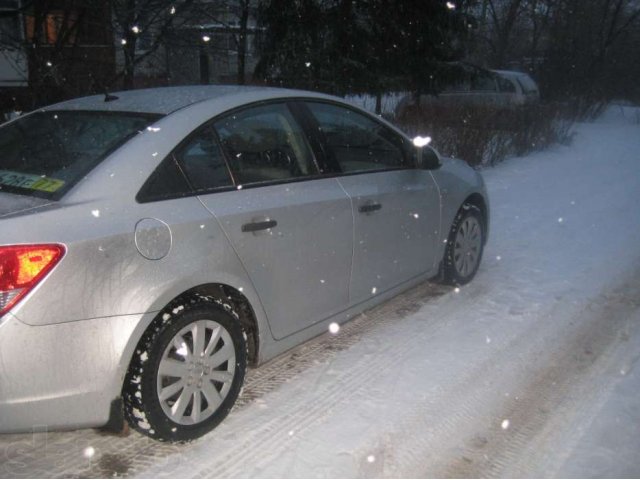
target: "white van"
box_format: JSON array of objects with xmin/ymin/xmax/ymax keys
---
[{"xmin": 396, "ymin": 68, "xmax": 540, "ymax": 115}]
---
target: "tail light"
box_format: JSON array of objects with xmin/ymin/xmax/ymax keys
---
[{"xmin": 0, "ymin": 244, "xmax": 65, "ymax": 317}]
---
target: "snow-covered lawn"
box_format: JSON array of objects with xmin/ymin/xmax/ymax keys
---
[{"xmin": 1, "ymin": 107, "xmax": 639, "ymax": 478}]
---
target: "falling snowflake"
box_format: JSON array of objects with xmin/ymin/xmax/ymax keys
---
[
  {"xmin": 83, "ymin": 446, "xmax": 95, "ymax": 458},
  {"xmin": 329, "ymin": 322, "xmax": 340, "ymax": 334},
  {"xmin": 367, "ymin": 455, "xmax": 376, "ymax": 463},
  {"xmin": 91, "ymin": 209, "xmax": 100, "ymax": 218},
  {"xmin": 501, "ymin": 419, "xmax": 510, "ymax": 430}
]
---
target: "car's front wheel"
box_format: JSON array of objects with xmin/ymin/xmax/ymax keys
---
[
  {"xmin": 441, "ymin": 203, "xmax": 485, "ymax": 285},
  {"xmin": 123, "ymin": 297, "xmax": 246, "ymax": 442}
]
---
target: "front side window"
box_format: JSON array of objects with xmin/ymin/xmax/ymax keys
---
[
  {"xmin": 0, "ymin": 110, "xmax": 160, "ymax": 200},
  {"xmin": 213, "ymin": 103, "xmax": 317, "ymax": 185},
  {"xmin": 305, "ymin": 102, "xmax": 407, "ymax": 173}
]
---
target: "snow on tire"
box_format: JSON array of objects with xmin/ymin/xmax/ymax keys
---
[
  {"xmin": 122, "ymin": 296, "xmax": 246, "ymax": 442},
  {"xmin": 441, "ymin": 203, "xmax": 485, "ymax": 286}
]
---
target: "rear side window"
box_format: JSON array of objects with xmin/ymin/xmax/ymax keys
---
[
  {"xmin": 213, "ymin": 103, "xmax": 317, "ymax": 185},
  {"xmin": 175, "ymin": 127, "xmax": 233, "ymax": 191},
  {"xmin": 517, "ymin": 74, "xmax": 539, "ymax": 94},
  {"xmin": 0, "ymin": 110, "xmax": 160, "ymax": 200},
  {"xmin": 138, "ymin": 126, "xmax": 233, "ymax": 202},
  {"xmin": 305, "ymin": 102, "xmax": 408, "ymax": 173}
]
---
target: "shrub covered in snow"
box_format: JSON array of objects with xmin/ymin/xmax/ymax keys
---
[{"xmin": 395, "ymin": 102, "xmax": 577, "ymax": 167}]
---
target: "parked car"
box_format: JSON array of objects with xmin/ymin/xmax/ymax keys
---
[
  {"xmin": 491, "ymin": 69, "xmax": 541, "ymax": 105},
  {"xmin": 396, "ymin": 66, "xmax": 540, "ymax": 115},
  {"xmin": 0, "ymin": 86, "xmax": 489, "ymax": 442}
]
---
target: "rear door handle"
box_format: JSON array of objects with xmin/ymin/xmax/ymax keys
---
[
  {"xmin": 242, "ymin": 220, "xmax": 277, "ymax": 233},
  {"xmin": 358, "ymin": 203, "xmax": 382, "ymax": 214}
]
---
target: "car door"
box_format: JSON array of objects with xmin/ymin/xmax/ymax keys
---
[
  {"xmin": 194, "ymin": 102, "xmax": 353, "ymax": 340},
  {"xmin": 302, "ymin": 101, "xmax": 441, "ymax": 306}
]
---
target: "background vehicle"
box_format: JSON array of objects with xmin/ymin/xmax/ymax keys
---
[
  {"xmin": 0, "ymin": 86, "xmax": 488, "ymax": 442},
  {"xmin": 396, "ymin": 65, "xmax": 540, "ymax": 115},
  {"xmin": 492, "ymin": 69, "xmax": 541, "ymax": 105}
]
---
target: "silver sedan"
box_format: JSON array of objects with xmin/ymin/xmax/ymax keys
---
[{"xmin": 0, "ymin": 86, "xmax": 488, "ymax": 442}]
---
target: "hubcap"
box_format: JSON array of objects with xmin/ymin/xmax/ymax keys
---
[
  {"xmin": 157, "ymin": 320, "xmax": 236, "ymax": 425},
  {"xmin": 453, "ymin": 216, "xmax": 482, "ymax": 278}
]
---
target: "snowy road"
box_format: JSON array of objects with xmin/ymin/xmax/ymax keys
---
[{"xmin": 1, "ymin": 109, "xmax": 639, "ymax": 478}]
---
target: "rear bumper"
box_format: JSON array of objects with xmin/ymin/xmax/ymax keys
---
[{"xmin": 0, "ymin": 313, "xmax": 142, "ymax": 433}]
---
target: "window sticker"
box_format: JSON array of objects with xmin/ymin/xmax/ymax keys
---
[{"xmin": 0, "ymin": 170, "xmax": 65, "ymax": 193}]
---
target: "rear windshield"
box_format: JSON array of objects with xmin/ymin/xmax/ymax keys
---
[
  {"xmin": 516, "ymin": 74, "xmax": 538, "ymax": 94},
  {"xmin": 0, "ymin": 110, "xmax": 161, "ymax": 200}
]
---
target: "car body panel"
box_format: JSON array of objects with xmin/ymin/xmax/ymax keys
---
[
  {"xmin": 199, "ymin": 178, "xmax": 353, "ymax": 340},
  {"xmin": 0, "ymin": 312, "xmax": 141, "ymax": 431},
  {"xmin": 0, "ymin": 85, "xmax": 489, "ymax": 434},
  {"xmin": 431, "ymin": 156, "xmax": 490, "ymax": 261},
  {"xmin": 337, "ymin": 169, "xmax": 441, "ymax": 304}
]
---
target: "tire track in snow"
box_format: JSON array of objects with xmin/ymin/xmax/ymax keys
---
[
  {"xmin": 335, "ymin": 266, "xmax": 640, "ymax": 478},
  {"xmin": 432, "ymin": 268, "xmax": 640, "ymax": 478},
  {"xmin": 237, "ymin": 281, "xmax": 450, "ymax": 408},
  {"xmin": 189, "ymin": 282, "xmax": 457, "ymax": 478},
  {"xmin": 0, "ymin": 280, "xmax": 450, "ymax": 479}
]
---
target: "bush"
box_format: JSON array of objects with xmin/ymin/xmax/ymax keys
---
[{"xmin": 394, "ymin": 102, "xmax": 577, "ymax": 167}]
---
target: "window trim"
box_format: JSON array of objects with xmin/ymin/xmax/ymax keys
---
[
  {"xmin": 137, "ymin": 98, "xmax": 338, "ymax": 203},
  {"xmin": 295, "ymin": 99, "xmax": 418, "ymax": 176},
  {"xmin": 136, "ymin": 97, "xmax": 420, "ymax": 204}
]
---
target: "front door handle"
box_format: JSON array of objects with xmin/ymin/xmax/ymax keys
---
[
  {"xmin": 242, "ymin": 220, "xmax": 277, "ymax": 233},
  {"xmin": 358, "ymin": 203, "xmax": 382, "ymax": 214}
]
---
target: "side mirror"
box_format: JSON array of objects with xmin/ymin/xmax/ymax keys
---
[{"xmin": 416, "ymin": 146, "xmax": 442, "ymax": 170}]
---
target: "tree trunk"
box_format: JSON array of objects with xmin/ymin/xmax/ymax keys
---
[
  {"xmin": 375, "ymin": 92, "xmax": 382, "ymax": 115},
  {"xmin": 237, "ymin": 0, "xmax": 250, "ymax": 85}
]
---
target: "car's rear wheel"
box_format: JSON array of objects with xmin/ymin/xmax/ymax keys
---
[
  {"xmin": 441, "ymin": 203, "xmax": 485, "ymax": 285},
  {"xmin": 123, "ymin": 297, "xmax": 246, "ymax": 442}
]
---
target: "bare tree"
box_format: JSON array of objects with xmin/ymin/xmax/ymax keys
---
[
  {"xmin": 187, "ymin": 0, "xmax": 258, "ymax": 85},
  {"xmin": 1, "ymin": 1, "xmax": 113, "ymax": 108},
  {"xmin": 110, "ymin": 0, "xmax": 197, "ymax": 89}
]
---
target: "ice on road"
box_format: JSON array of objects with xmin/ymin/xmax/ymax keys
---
[{"xmin": 1, "ymin": 107, "xmax": 639, "ymax": 478}]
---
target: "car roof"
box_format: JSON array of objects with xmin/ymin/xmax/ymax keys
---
[
  {"xmin": 492, "ymin": 69, "xmax": 530, "ymax": 79},
  {"xmin": 44, "ymin": 85, "xmax": 338, "ymax": 115}
]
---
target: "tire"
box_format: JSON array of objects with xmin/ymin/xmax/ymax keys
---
[
  {"xmin": 441, "ymin": 203, "xmax": 485, "ymax": 286},
  {"xmin": 123, "ymin": 296, "xmax": 246, "ymax": 442}
]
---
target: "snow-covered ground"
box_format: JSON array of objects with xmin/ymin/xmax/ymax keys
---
[
  {"xmin": 345, "ymin": 92, "xmax": 407, "ymax": 115},
  {"xmin": 1, "ymin": 107, "xmax": 639, "ymax": 478}
]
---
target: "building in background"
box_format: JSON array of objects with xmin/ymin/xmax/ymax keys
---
[
  {"xmin": 0, "ymin": 0, "xmax": 115, "ymax": 115},
  {"xmin": 1, "ymin": 0, "xmax": 262, "ymax": 116}
]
